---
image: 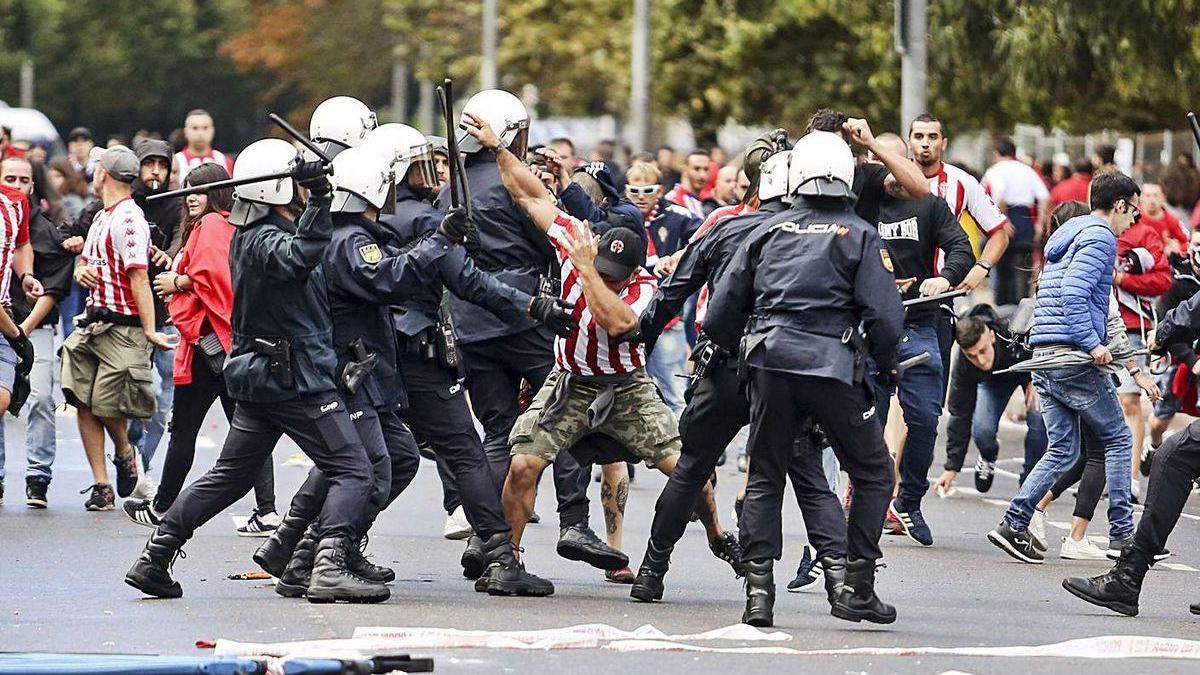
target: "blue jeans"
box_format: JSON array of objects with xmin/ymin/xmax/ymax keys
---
[
  {"xmin": 1004, "ymin": 363, "xmax": 1134, "ymax": 539},
  {"xmin": 973, "ymin": 379, "xmax": 1047, "ymax": 484},
  {"xmin": 128, "ymin": 325, "xmax": 177, "ymax": 471},
  {"xmin": 646, "ymin": 322, "xmax": 688, "ymax": 416},
  {"xmin": 23, "ymin": 326, "xmax": 59, "ymax": 482},
  {"xmin": 874, "ymin": 325, "xmax": 944, "ymax": 509}
]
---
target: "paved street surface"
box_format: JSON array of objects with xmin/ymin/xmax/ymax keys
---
[{"xmin": 2, "ymin": 404, "xmax": 1200, "ymax": 674}]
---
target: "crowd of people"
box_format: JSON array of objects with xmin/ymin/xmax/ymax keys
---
[{"xmin": 0, "ymin": 88, "xmax": 1199, "ymax": 624}]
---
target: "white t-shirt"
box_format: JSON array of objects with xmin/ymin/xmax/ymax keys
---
[{"xmin": 982, "ymin": 159, "xmax": 1049, "ymax": 208}]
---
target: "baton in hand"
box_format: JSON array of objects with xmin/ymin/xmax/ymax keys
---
[
  {"xmin": 901, "ymin": 288, "xmax": 969, "ymax": 308},
  {"xmin": 268, "ymin": 112, "xmax": 334, "ymax": 165}
]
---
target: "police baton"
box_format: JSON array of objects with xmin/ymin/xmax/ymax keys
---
[
  {"xmin": 145, "ymin": 168, "xmax": 300, "ymax": 202},
  {"xmin": 437, "ymin": 78, "xmax": 472, "ymax": 215},
  {"xmin": 268, "ymin": 112, "xmax": 335, "ymax": 166},
  {"xmin": 901, "ymin": 288, "xmax": 969, "ymax": 308},
  {"xmin": 896, "ymin": 351, "xmax": 931, "ymax": 376}
]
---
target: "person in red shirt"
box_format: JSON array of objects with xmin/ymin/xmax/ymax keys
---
[
  {"xmin": 1113, "ymin": 201, "xmax": 1173, "ymax": 484},
  {"xmin": 1139, "ymin": 183, "xmax": 1188, "ymax": 259},
  {"xmin": 1049, "ymin": 159, "xmax": 1092, "ymax": 209},
  {"xmin": 122, "ymin": 163, "xmax": 276, "ymax": 531},
  {"xmin": 664, "ymin": 150, "xmax": 709, "ymax": 218}
]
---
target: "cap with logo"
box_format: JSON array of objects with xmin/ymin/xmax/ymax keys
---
[
  {"xmin": 594, "ymin": 227, "xmax": 645, "ymax": 281},
  {"xmin": 98, "ymin": 146, "xmax": 139, "ymax": 183}
]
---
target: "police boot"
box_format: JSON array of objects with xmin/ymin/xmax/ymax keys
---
[
  {"xmin": 461, "ymin": 535, "xmax": 487, "ymax": 580},
  {"xmin": 253, "ymin": 510, "xmax": 309, "ymax": 578},
  {"xmin": 306, "ymin": 537, "xmax": 390, "ymax": 604},
  {"xmin": 124, "ymin": 529, "xmax": 185, "ymax": 599},
  {"xmin": 480, "ymin": 533, "xmax": 554, "ymax": 597},
  {"xmin": 630, "ymin": 539, "xmax": 673, "ymax": 603},
  {"xmin": 557, "ymin": 522, "xmax": 628, "ymax": 571},
  {"xmin": 741, "ymin": 559, "xmax": 775, "ymax": 628},
  {"xmin": 344, "ymin": 535, "xmax": 395, "ymax": 584},
  {"xmin": 1062, "ymin": 549, "xmax": 1149, "ymax": 617},
  {"xmin": 831, "ymin": 558, "xmax": 896, "ymax": 624},
  {"xmin": 819, "ymin": 556, "xmax": 847, "ymax": 607},
  {"xmin": 275, "ymin": 526, "xmax": 318, "ymax": 598}
]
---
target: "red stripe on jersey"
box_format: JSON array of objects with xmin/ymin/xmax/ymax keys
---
[
  {"xmin": 956, "ymin": 182, "xmax": 966, "ymax": 219},
  {"xmin": 585, "ymin": 316, "xmax": 601, "ymax": 375}
]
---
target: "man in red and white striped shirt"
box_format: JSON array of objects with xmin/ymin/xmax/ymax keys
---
[
  {"xmin": 61, "ymin": 146, "xmax": 179, "ymax": 511},
  {"xmin": 462, "ymin": 113, "xmax": 728, "ymax": 568},
  {"xmin": 171, "ymin": 109, "xmax": 235, "ymax": 187}
]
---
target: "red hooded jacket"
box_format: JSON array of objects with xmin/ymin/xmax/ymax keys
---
[
  {"xmin": 1115, "ymin": 220, "xmax": 1172, "ymax": 331},
  {"xmin": 167, "ymin": 211, "xmax": 234, "ymax": 385}
]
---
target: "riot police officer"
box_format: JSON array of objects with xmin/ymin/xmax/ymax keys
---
[
  {"xmin": 705, "ymin": 131, "xmax": 904, "ymax": 628},
  {"xmin": 437, "ymin": 89, "xmax": 616, "ymax": 570},
  {"xmin": 124, "ymin": 139, "xmax": 388, "ymax": 604}
]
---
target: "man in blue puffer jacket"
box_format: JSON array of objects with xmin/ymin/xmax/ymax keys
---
[{"xmin": 987, "ymin": 172, "xmax": 1144, "ymax": 564}]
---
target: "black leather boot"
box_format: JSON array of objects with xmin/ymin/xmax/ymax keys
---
[
  {"xmin": 741, "ymin": 559, "xmax": 775, "ymax": 628},
  {"xmin": 345, "ymin": 535, "xmax": 395, "ymax": 584},
  {"xmin": 819, "ymin": 556, "xmax": 847, "ymax": 607},
  {"xmin": 1062, "ymin": 549, "xmax": 1149, "ymax": 617},
  {"xmin": 125, "ymin": 529, "xmax": 186, "ymax": 598},
  {"xmin": 253, "ymin": 510, "xmax": 309, "ymax": 578},
  {"xmin": 480, "ymin": 533, "xmax": 554, "ymax": 597},
  {"xmin": 831, "ymin": 558, "xmax": 896, "ymax": 624},
  {"xmin": 306, "ymin": 537, "xmax": 390, "ymax": 604},
  {"xmin": 275, "ymin": 527, "xmax": 318, "ymax": 598},
  {"xmin": 461, "ymin": 535, "xmax": 487, "ymax": 580},
  {"xmin": 630, "ymin": 539, "xmax": 673, "ymax": 603}
]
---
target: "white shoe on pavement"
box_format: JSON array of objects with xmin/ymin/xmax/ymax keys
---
[
  {"xmin": 1028, "ymin": 509, "xmax": 1048, "ymax": 552},
  {"xmin": 237, "ymin": 509, "xmax": 281, "ymax": 537},
  {"xmin": 443, "ymin": 505, "xmax": 473, "ymax": 540},
  {"xmin": 129, "ymin": 455, "xmax": 158, "ymax": 501},
  {"xmin": 1060, "ymin": 535, "xmax": 1108, "ymax": 560}
]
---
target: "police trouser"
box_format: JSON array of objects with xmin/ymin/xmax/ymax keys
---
[
  {"xmin": 1132, "ymin": 420, "xmax": 1200, "ymax": 561},
  {"xmin": 740, "ymin": 369, "xmax": 892, "ymax": 563},
  {"xmin": 648, "ymin": 363, "xmax": 846, "ymax": 562},
  {"xmin": 398, "ymin": 348, "xmax": 509, "ymax": 539},
  {"xmin": 284, "ymin": 394, "xmax": 420, "ymax": 534},
  {"xmin": 459, "ymin": 327, "xmax": 590, "ymax": 527},
  {"xmin": 159, "ymin": 395, "xmax": 372, "ymax": 543}
]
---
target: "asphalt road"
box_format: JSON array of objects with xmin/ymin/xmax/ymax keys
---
[{"xmin": 2, "ymin": 404, "xmax": 1199, "ymax": 674}]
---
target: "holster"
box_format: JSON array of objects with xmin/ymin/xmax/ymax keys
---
[
  {"xmin": 341, "ymin": 338, "xmax": 378, "ymax": 395},
  {"xmin": 842, "ymin": 326, "xmax": 868, "ymax": 384},
  {"xmin": 690, "ymin": 335, "xmax": 723, "ymax": 384},
  {"xmin": 252, "ymin": 337, "xmax": 295, "ymax": 390},
  {"xmin": 538, "ymin": 273, "xmax": 562, "ymax": 298},
  {"xmin": 435, "ymin": 313, "xmax": 459, "ymax": 370}
]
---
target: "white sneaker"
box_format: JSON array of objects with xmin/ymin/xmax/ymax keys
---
[
  {"xmin": 442, "ymin": 505, "xmax": 473, "ymax": 540},
  {"xmin": 128, "ymin": 455, "xmax": 158, "ymax": 501},
  {"xmin": 237, "ymin": 509, "xmax": 281, "ymax": 537},
  {"xmin": 1028, "ymin": 510, "xmax": 1047, "ymax": 552},
  {"xmin": 1060, "ymin": 535, "xmax": 1108, "ymax": 560}
]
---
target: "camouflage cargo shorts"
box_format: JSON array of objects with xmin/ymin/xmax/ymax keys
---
[{"xmin": 509, "ymin": 368, "xmax": 681, "ymax": 467}]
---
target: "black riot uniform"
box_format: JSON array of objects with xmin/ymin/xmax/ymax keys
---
[
  {"xmin": 434, "ymin": 152, "xmax": 591, "ymax": 528},
  {"xmin": 705, "ymin": 191, "xmax": 904, "ymax": 627},
  {"xmin": 127, "ymin": 193, "xmax": 388, "ymax": 603},
  {"xmin": 630, "ymin": 199, "xmax": 847, "ymax": 602}
]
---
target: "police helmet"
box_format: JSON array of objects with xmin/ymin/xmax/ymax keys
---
[
  {"xmin": 329, "ymin": 146, "xmax": 394, "ymax": 214},
  {"xmin": 309, "ymin": 96, "xmax": 378, "ymax": 158},
  {"xmin": 363, "ymin": 123, "xmax": 437, "ymax": 189},
  {"xmin": 757, "ymin": 150, "xmax": 792, "ymax": 202},
  {"xmin": 789, "ymin": 131, "xmax": 854, "ymax": 198},
  {"xmin": 228, "ymin": 138, "xmax": 299, "ymax": 225},
  {"xmin": 456, "ymin": 89, "xmax": 530, "ymax": 158}
]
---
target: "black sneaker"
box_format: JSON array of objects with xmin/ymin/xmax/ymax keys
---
[
  {"xmin": 25, "ymin": 478, "xmax": 48, "ymax": 508},
  {"xmin": 82, "ymin": 483, "xmax": 115, "ymax": 511},
  {"xmin": 123, "ymin": 499, "xmax": 162, "ymax": 528},
  {"xmin": 1139, "ymin": 440, "xmax": 1156, "ymax": 478},
  {"xmin": 888, "ymin": 499, "xmax": 933, "ymax": 546},
  {"xmin": 973, "ymin": 458, "xmax": 995, "ymax": 493},
  {"xmin": 556, "ymin": 523, "xmax": 628, "ymax": 571},
  {"xmin": 987, "ymin": 520, "xmax": 1044, "ymax": 564},
  {"xmin": 709, "ymin": 532, "xmax": 745, "ymax": 575},
  {"xmin": 111, "ymin": 452, "xmax": 139, "ymax": 499},
  {"xmin": 787, "ymin": 544, "xmax": 823, "ymax": 592}
]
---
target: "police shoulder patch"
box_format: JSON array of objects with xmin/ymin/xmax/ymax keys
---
[
  {"xmin": 879, "ymin": 248, "xmax": 894, "ymax": 273},
  {"xmin": 358, "ymin": 243, "xmax": 382, "ymax": 264}
]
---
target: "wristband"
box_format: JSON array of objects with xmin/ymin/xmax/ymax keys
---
[
  {"xmin": 19, "ymin": 272, "xmax": 33, "ymax": 282},
  {"xmin": 173, "ymin": 275, "xmax": 183, "ymax": 292}
]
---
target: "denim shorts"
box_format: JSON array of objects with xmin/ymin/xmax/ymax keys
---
[{"xmin": 0, "ymin": 338, "xmax": 16, "ymax": 392}]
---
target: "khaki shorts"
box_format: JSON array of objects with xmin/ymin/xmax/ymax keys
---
[
  {"xmin": 61, "ymin": 322, "xmax": 156, "ymax": 419},
  {"xmin": 510, "ymin": 368, "xmax": 681, "ymax": 467}
]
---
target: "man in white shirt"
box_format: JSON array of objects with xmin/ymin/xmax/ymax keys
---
[{"xmin": 982, "ymin": 138, "xmax": 1050, "ymax": 305}]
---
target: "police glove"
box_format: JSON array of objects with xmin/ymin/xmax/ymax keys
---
[
  {"xmin": 528, "ymin": 296, "xmax": 573, "ymax": 337},
  {"xmin": 438, "ymin": 207, "xmax": 469, "ymax": 244},
  {"xmin": 874, "ymin": 368, "xmax": 899, "ymax": 391},
  {"xmin": 5, "ymin": 327, "xmax": 34, "ymax": 377},
  {"xmin": 293, "ymin": 160, "xmax": 332, "ymax": 197}
]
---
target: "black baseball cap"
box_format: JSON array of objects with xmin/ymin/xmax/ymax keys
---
[
  {"xmin": 67, "ymin": 126, "xmax": 93, "ymax": 142},
  {"xmin": 594, "ymin": 228, "xmax": 644, "ymax": 281}
]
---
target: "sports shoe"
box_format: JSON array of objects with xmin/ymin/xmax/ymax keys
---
[
  {"xmin": 556, "ymin": 523, "xmax": 628, "ymax": 571},
  {"xmin": 605, "ymin": 566, "xmax": 635, "ymax": 584},
  {"xmin": 1028, "ymin": 509, "xmax": 1048, "ymax": 552},
  {"xmin": 888, "ymin": 499, "xmax": 933, "ymax": 546},
  {"xmin": 884, "ymin": 510, "xmax": 905, "ymax": 535},
  {"xmin": 709, "ymin": 531, "xmax": 745, "ymax": 576},
  {"xmin": 237, "ymin": 509, "xmax": 281, "ymax": 537},
  {"xmin": 442, "ymin": 505, "xmax": 473, "ymax": 540},
  {"xmin": 82, "ymin": 483, "xmax": 115, "ymax": 511},
  {"xmin": 1060, "ymin": 536, "xmax": 1108, "ymax": 560},
  {"xmin": 128, "ymin": 455, "xmax": 157, "ymax": 501},
  {"xmin": 25, "ymin": 477, "xmax": 48, "ymax": 508},
  {"xmin": 1106, "ymin": 536, "xmax": 1133, "ymax": 560},
  {"xmin": 123, "ymin": 499, "xmax": 162, "ymax": 528},
  {"xmin": 1140, "ymin": 439, "xmax": 1157, "ymax": 478},
  {"xmin": 973, "ymin": 458, "xmax": 996, "ymax": 493},
  {"xmin": 111, "ymin": 451, "xmax": 139, "ymax": 499},
  {"xmin": 787, "ymin": 544, "xmax": 823, "ymax": 592},
  {"xmin": 527, "ymin": 510, "xmax": 541, "ymax": 524},
  {"xmin": 987, "ymin": 520, "xmax": 1043, "ymax": 564}
]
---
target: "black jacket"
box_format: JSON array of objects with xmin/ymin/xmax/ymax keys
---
[
  {"xmin": 225, "ymin": 197, "xmax": 338, "ymax": 403},
  {"xmin": 9, "ymin": 204, "xmax": 74, "ymax": 328},
  {"xmin": 1155, "ymin": 256, "xmax": 1200, "ymax": 368},
  {"xmin": 875, "ymin": 193, "xmax": 975, "ymax": 325},
  {"xmin": 323, "ymin": 211, "xmax": 454, "ymax": 410},
  {"xmin": 434, "ymin": 153, "xmax": 553, "ymax": 344},
  {"xmin": 132, "ymin": 178, "xmax": 183, "ymax": 329},
  {"xmin": 705, "ymin": 195, "xmax": 904, "ymax": 381}
]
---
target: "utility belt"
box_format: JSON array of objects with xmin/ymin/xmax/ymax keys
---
[
  {"xmin": 341, "ymin": 337, "xmax": 379, "ymax": 395},
  {"xmin": 748, "ymin": 310, "xmax": 856, "ymax": 340},
  {"xmin": 251, "ymin": 337, "xmax": 295, "ymax": 389},
  {"xmin": 689, "ymin": 333, "xmax": 728, "ymax": 383},
  {"xmin": 77, "ymin": 307, "xmax": 141, "ymax": 328},
  {"xmin": 402, "ymin": 321, "xmax": 458, "ymax": 370}
]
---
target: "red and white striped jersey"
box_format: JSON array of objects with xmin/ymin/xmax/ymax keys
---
[
  {"xmin": 546, "ymin": 213, "xmax": 657, "ymax": 376},
  {"xmin": 0, "ymin": 186, "xmax": 31, "ymax": 306},
  {"xmin": 82, "ymin": 196, "xmax": 151, "ymax": 316},
  {"xmin": 174, "ymin": 147, "xmax": 234, "ymax": 182},
  {"xmin": 664, "ymin": 183, "xmax": 704, "ymax": 219},
  {"xmin": 927, "ymin": 161, "xmax": 1007, "ymax": 236}
]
